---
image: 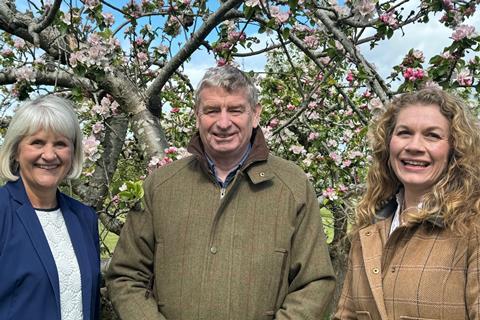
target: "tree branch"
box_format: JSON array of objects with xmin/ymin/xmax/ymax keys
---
[
  {"xmin": 314, "ymin": 8, "xmax": 391, "ymax": 104},
  {"xmin": 145, "ymin": 0, "xmax": 244, "ymax": 99},
  {"xmin": 28, "ymin": 0, "xmax": 62, "ymax": 45},
  {"xmin": 0, "ymin": 67, "xmax": 97, "ymax": 91}
]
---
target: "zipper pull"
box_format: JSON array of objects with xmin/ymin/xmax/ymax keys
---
[{"xmin": 220, "ymin": 188, "xmax": 226, "ymax": 198}]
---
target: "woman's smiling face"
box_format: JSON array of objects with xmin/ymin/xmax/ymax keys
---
[{"xmin": 389, "ymin": 104, "xmax": 451, "ymax": 198}]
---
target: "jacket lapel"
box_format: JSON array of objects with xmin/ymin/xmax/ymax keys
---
[
  {"xmin": 58, "ymin": 194, "xmax": 93, "ymax": 320},
  {"xmin": 9, "ymin": 180, "xmax": 62, "ymax": 315},
  {"xmin": 359, "ymin": 224, "xmax": 389, "ymax": 320}
]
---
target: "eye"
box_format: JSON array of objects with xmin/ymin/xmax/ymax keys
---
[
  {"xmin": 203, "ymin": 108, "xmax": 219, "ymax": 115},
  {"xmin": 55, "ymin": 141, "xmax": 69, "ymax": 147},
  {"xmin": 426, "ymin": 132, "xmax": 442, "ymax": 139},
  {"xmin": 230, "ymin": 108, "xmax": 243, "ymax": 114},
  {"xmin": 30, "ymin": 139, "xmax": 44, "ymax": 146},
  {"xmin": 396, "ymin": 129, "xmax": 410, "ymax": 136}
]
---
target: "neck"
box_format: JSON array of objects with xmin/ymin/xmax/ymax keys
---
[
  {"xmin": 24, "ymin": 185, "xmax": 57, "ymax": 209},
  {"xmin": 403, "ymin": 188, "xmax": 423, "ymax": 210},
  {"xmin": 210, "ymin": 157, "xmax": 241, "ymax": 183}
]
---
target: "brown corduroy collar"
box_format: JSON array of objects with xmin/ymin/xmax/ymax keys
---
[{"xmin": 186, "ymin": 128, "xmax": 270, "ymax": 176}]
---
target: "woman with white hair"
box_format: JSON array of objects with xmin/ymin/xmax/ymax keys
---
[{"xmin": 0, "ymin": 95, "xmax": 100, "ymax": 320}]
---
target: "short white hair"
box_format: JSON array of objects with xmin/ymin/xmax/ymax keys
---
[{"xmin": 0, "ymin": 95, "xmax": 84, "ymax": 181}]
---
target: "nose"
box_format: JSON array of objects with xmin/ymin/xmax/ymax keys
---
[
  {"xmin": 404, "ymin": 134, "xmax": 425, "ymax": 153},
  {"xmin": 216, "ymin": 110, "xmax": 232, "ymax": 129},
  {"xmin": 41, "ymin": 145, "xmax": 58, "ymax": 161}
]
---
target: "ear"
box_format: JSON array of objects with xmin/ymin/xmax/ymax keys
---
[{"xmin": 252, "ymin": 103, "xmax": 262, "ymax": 128}]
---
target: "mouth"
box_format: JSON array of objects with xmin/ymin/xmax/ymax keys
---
[
  {"xmin": 213, "ymin": 132, "xmax": 236, "ymax": 138},
  {"xmin": 401, "ymin": 159, "xmax": 430, "ymax": 167},
  {"xmin": 35, "ymin": 164, "xmax": 60, "ymax": 170}
]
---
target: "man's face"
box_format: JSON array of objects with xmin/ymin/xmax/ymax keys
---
[{"xmin": 196, "ymin": 86, "xmax": 261, "ymax": 164}]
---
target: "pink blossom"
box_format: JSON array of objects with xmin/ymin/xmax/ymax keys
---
[
  {"xmin": 287, "ymin": 104, "xmax": 296, "ymax": 111},
  {"xmin": 329, "ymin": 152, "xmax": 342, "ymax": 165},
  {"xmin": 342, "ymin": 159, "xmax": 352, "ymax": 168},
  {"xmin": 110, "ymin": 100, "xmax": 120, "ymax": 115},
  {"xmin": 356, "ymin": 0, "xmax": 375, "ymax": 17},
  {"xmin": 322, "ymin": 187, "xmax": 338, "ymax": 201},
  {"xmin": 456, "ymin": 70, "xmax": 473, "ymax": 86},
  {"xmin": 83, "ymin": 135, "xmax": 101, "ymax": 161},
  {"xmin": 227, "ymin": 31, "xmax": 246, "ymax": 42},
  {"xmin": 14, "ymin": 38, "xmax": 26, "ymax": 49},
  {"xmin": 157, "ymin": 45, "xmax": 169, "ymax": 55},
  {"xmin": 137, "ymin": 52, "xmax": 149, "ymax": 64},
  {"xmin": 1, "ymin": 48, "xmax": 13, "ymax": 58},
  {"xmin": 379, "ymin": 12, "xmax": 398, "ymax": 27},
  {"xmin": 92, "ymin": 122, "xmax": 105, "ymax": 134},
  {"xmin": 289, "ymin": 145, "xmax": 306, "ymax": 155},
  {"xmin": 93, "ymin": 97, "xmax": 111, "ymax": 116},
  {"xmin": 16, "ymin": 66, "xmax": 35, "ymax": 82},
  {"xmin": 135, "ymin": 38, "xmax": 146, "ymax": 46},
  {"xmin": 270, "ymin": 6, "xmax": 290, "ymax": 24},
  {"xmin": 451, "ymin": 24, "xmax": 476, "ymax": 41},
  {"xmin": 102, "ymin": 13, "xmax": 115, "ymax": 26},
  {"xmin": 304, "ymin": 35, "xmax": 319, "ymax": 48},
  {"xmin": 308, "ymin": 132, "xmax": 319, "ymax": 141},
  {"xmin": 339, "ymin": 184, "xmax": 348, "ymax": 192},
  {"xmin": 217, "ymin": 58, "xmax": 227, "ymax": 67},
  {"xmin": 442, "ymin": 0, "xmax": 453, "ymax": 11},
  {"xmin": 412, "ymin": 49, "xmax": 424, "ymax": 61},
  {"xmin": 165, "ymin": 147, "xmax": 177, "ymax": 154},
  {"xmin": 84, "ymin": 0, "xmax": 100, "ymax": 9},
  {"xmin": 346, "ymin": 70, "xmax": 355, "ymax": 82},
  {"xmin": 171, "ymin": 107, "xmax": 180, "ymax": 113},
  {"xmin": 363, "ymin": 90, "xmax": 372, "ymax": 98},
  {"xmin": 403, "ymin": 67, "xmax": 425, "ymax": 81},
  {"xmin": 269, "ymin": 118, "xmax": 279, "ymax": 128}
]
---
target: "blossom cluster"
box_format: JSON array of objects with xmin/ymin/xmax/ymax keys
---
[
  {"xmin": 451, "ymin": 24, "xmax": 477, "ymax": 41},
  {"xmin": 69, "ymin": 33, "xmax": 121, "ymax": 72},
  {"xmin": 403, "ymin": 67, "xmax": 425, "ymax": 81}
]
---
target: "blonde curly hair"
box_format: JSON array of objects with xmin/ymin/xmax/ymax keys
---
[{"xmin": 356, "ymin": 88, "xmax": 480, "ymax": 233}]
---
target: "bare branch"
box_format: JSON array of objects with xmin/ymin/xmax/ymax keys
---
[
  {"xmin": 314, "ymin": 8, "xmax": 391, "ymax": 104},
  {"xmin": 146, "ymin": 0, "xmax": 245, "ymax": 99},
  {"xmin": 0, "ymin": 67, "xmax": 97, "ymax": 91},
  {"xmin": 28, "ymin": 0, "xmax": 62, "ymax": 45},
  {"xmin": 232, "ymin": 42, "xmax": 286, "ymax": 57}
]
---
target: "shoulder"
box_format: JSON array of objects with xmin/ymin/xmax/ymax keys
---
[
  {"xmin": 264, "ymin": 154, "xmax": 313, "ymax": 197},
  {"xmin": 144, "ymin": 156, "xmax": 197, "ymax": 190},
  {"xmin": 59, "ymin": 192, "xmax": 96, "ymax": 221}
]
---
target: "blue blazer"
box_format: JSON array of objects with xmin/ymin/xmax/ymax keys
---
[{"xmin": 0, "ymin": 178, "xmax": 101, "ymax": 320}]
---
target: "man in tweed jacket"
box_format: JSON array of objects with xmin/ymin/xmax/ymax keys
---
[{"xmin": 106, "ymin": 66, "xmax": 335, "ymax": 319}]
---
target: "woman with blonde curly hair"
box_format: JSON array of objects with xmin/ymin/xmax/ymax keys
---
[{"xmin": 334, "ymin": 88, "xmax": 480, "ymax": 320}]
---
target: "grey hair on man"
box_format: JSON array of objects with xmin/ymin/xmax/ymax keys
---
[{"xmin": 194, "ymin": 65, "xmax": 259, "ymax": 110}]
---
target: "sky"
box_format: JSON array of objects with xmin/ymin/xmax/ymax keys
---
[{"xmin": 184, "ymin": 4, "xmax": 480, "ymax": 88}]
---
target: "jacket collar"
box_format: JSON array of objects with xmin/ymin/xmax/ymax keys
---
[
  {"xmin": 374, "ymin": 195, "xmax": 445, "ymax": 228},
  {"xmin": 187, "ymin": 128, "xmax": 271, "ymax": 183}
]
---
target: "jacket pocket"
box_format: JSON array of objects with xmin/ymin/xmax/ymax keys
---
[
  {"xmin": 356, "ymin": 311, "xmax": 372, "ymax": 320},
  {"xmin": 400, "ymin": 317, "xmax": 438, "ymax": 320},
  {"xmin": 274, "ymin": 248, "xmax": 288, "ymax": 310}
]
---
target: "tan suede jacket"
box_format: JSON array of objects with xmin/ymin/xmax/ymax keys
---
[{"xmin": 334, "ymin": 199, "xmax": 480, "ymax": 320}]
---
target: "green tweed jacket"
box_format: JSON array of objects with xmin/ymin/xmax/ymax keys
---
[
  {"xmin": 334, "ymin": 199, "xmax": 480, "ymax": 320},
  {"xmin": 106, "ymin": 129, "xmax": 335, "ymax": 320}
]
